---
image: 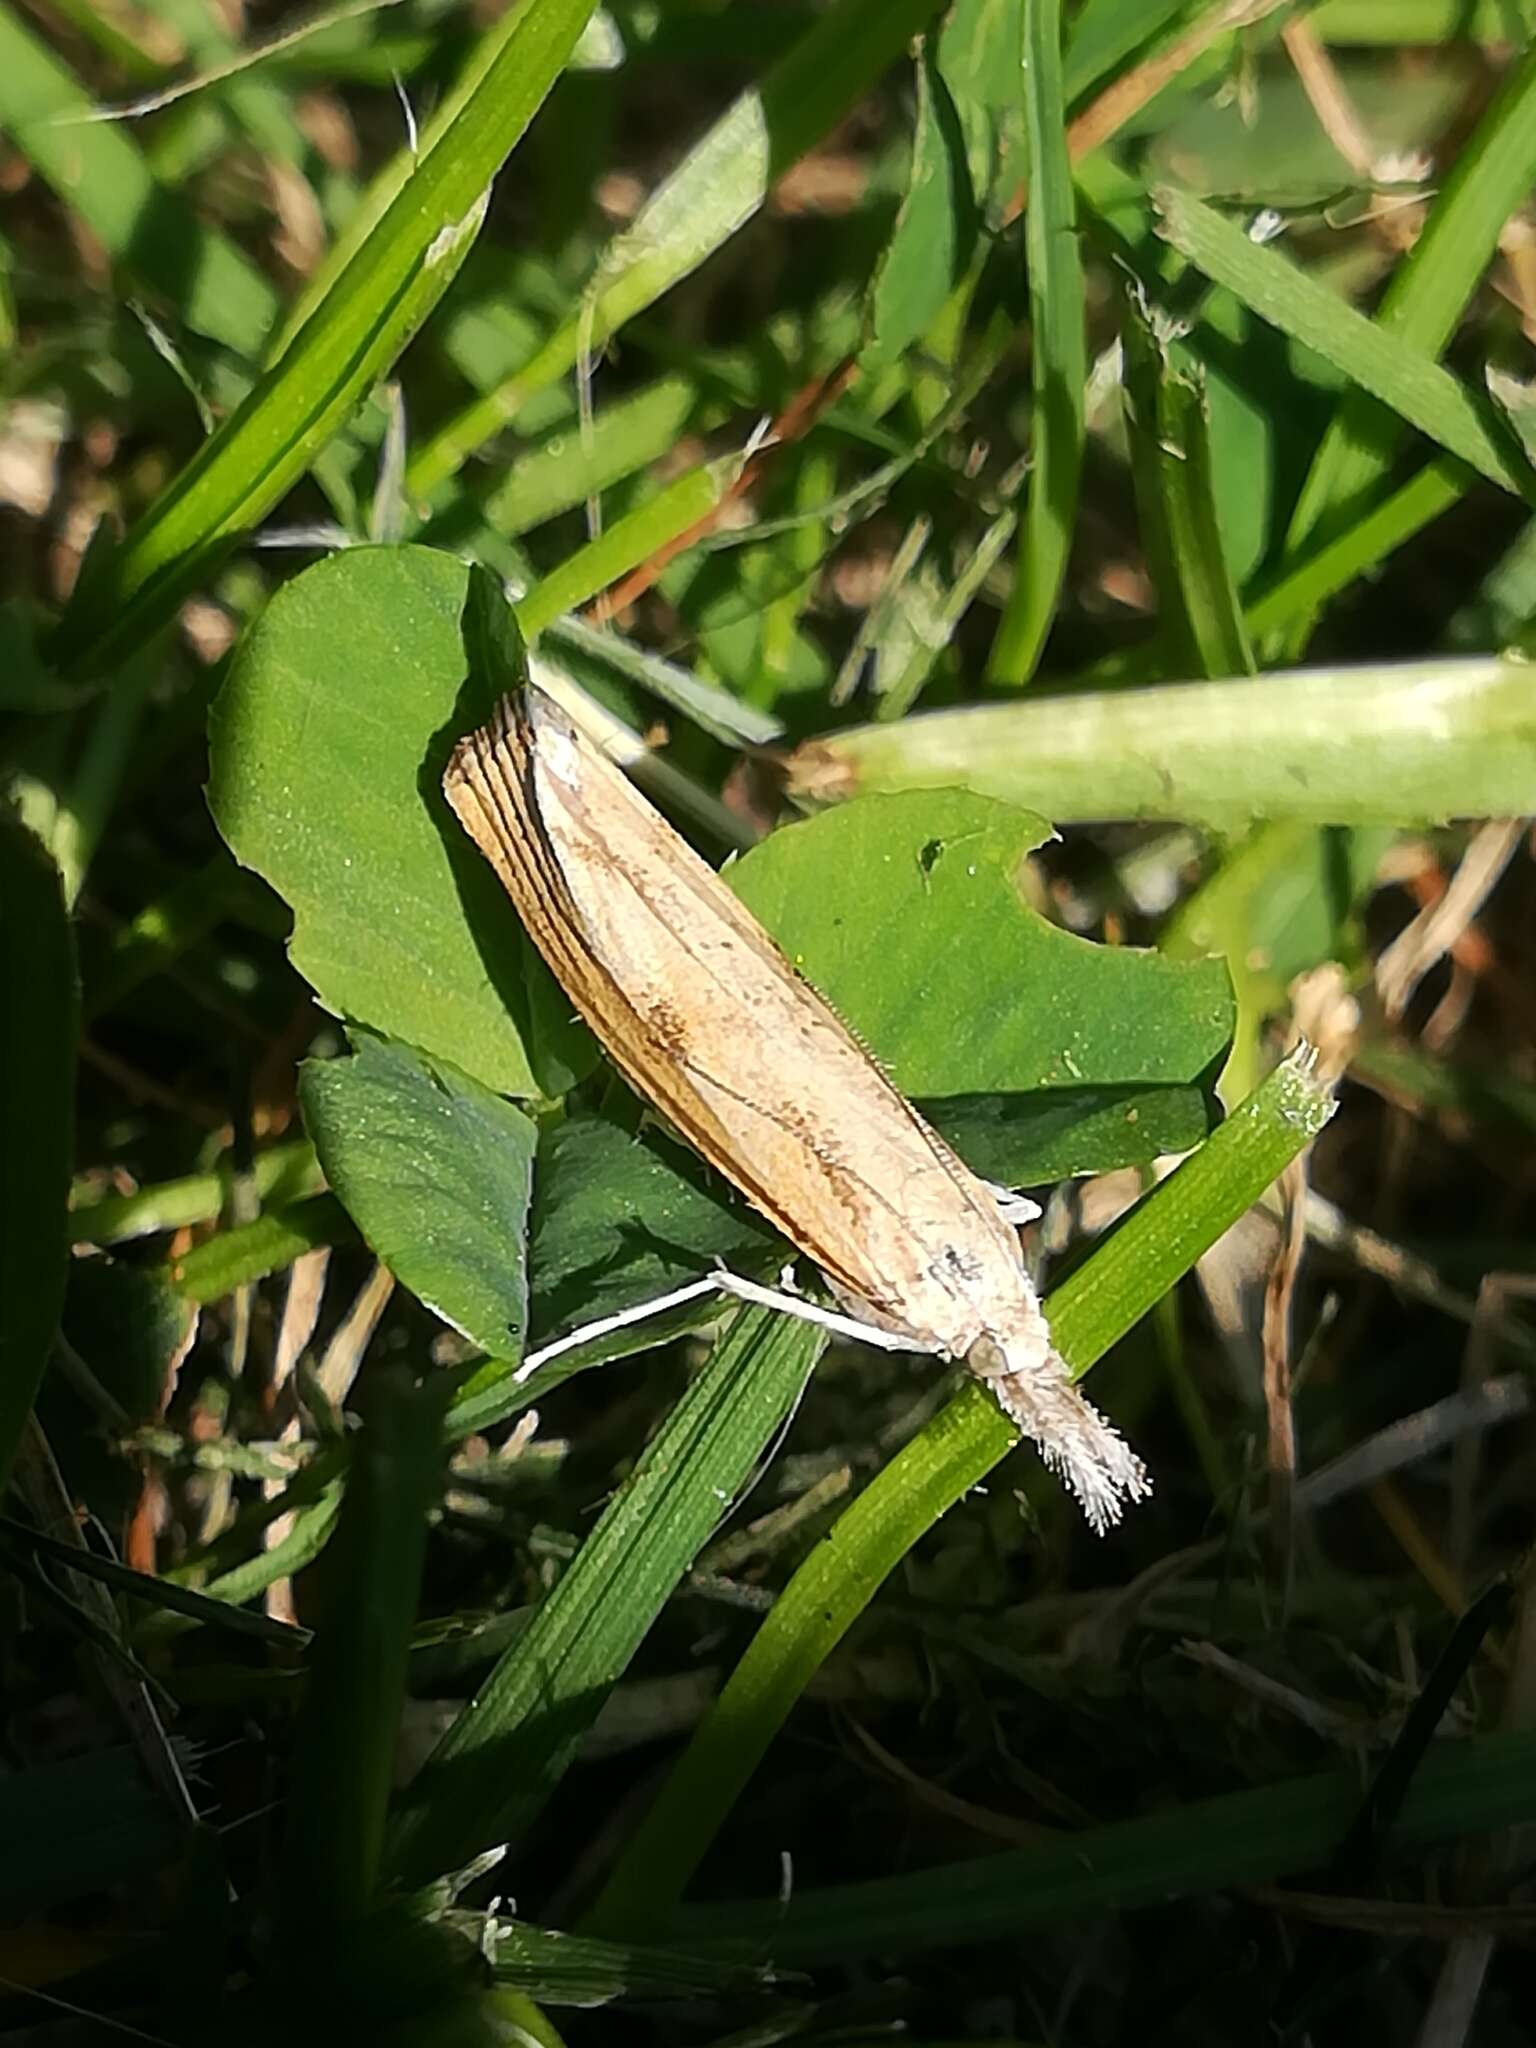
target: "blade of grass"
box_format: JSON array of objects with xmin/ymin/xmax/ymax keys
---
[
  {"xmin": 1121, "ymin": 282, "xmax": 1255, "ymax": 677},
  {"xmin": 1154, "ymin": 188, "xmax": 1536, "ymax": 506},
  {"xmin": 790, "ymin": 654, "xmax": 1536, "ymax": 827},
  {"xmin": 0, "ymin": 5, "xmax": 280, "ymax": 354},
  {"xmin": 671, "ymin": 1724, "xmax": 1536, "ymax": 1960},
  {"xmin": 50, "ymin": 0, "xmax": 601, "ymax": 679},
  {"xmin": 1062, "ymin": 0, "xmax": 1190, "ymax": 109},
  {"xmin": 385, "ymin": 1307, "xmax": 824, "ymax": 1888},
  {"xmin": 0, "ymin": 818, "xmax": 77, "ymax": 1489},
  {"xmin": 0, "ymin": 1515, "xmax": 307, "ymax": 1647},
  {"xmin": 514, "ymin": 455, "xmax": 744, "ymax": 640},
  {"xmin": 69, "ymin": 1138, "xmax": 322, "ymax": 1244},
  {"xmin": 470, "ymin": 374, "xmax": 702, "ymax": 541},
  {"xmin": 1308, "ymin": 0, "xmax": 1534, "ymax": 37},
  {"xmin": 1243, "ymin": 455, "xmax": 1472, "ymax": 641},
  {"xmin": 169, "ymin": 1195, "xmax": 350, "ymax": 1303},
  {"xmin": 988, "ymin": 0, "xmax": 1085, "ymax": 683},
  {"xmin": 1277, "ymin": 34, "xmax": 1536, "ymax": 653},
  {"xmin": 586, "ymin": 1053, "xmax": 1335, "ymax": 1935},
  {"xmin": 406, "ymin": 0, "xmax": 946, "ymax": 499},
  {"xmin": 283, "ymin": 1367, "xmax": 447, "ymax": 1934}
]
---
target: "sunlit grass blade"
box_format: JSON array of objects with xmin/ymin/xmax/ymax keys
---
[
  {"xmin": 385, "ymin": 1307, "xmax": 823, "ymax": 1888},
  {"xmin": 1121, "ymin": 283, "xmax": 1254, "ymax": 678},
  {"xmin": 791, "ymin": 654, "xmax": 1536, "ymax": 828},
  {"xmin": 49, "ymin": 0, "xmax": 602, "ymax": 679},
  {"xmin": 1154, "ymin": 188, "xmax": 1536, "ymax": 506},
  {"xmin": 1243, "ymin": 456, "xmax": 1472, "ymax": 641},
  {"xmin": 1276, "ymin": 34, "xmax": 1536, "ymax": 653},
  {"xmin": 988, "ymin": 0, "xmax": 1084, "ymax": 684},
  {"xmin": 69, "ymin": 1139, "xmax": 322, "ymax": 1245},
  {"xmin": 586, "ymin": 1053, "xmax": 1335, "ymax": 1935},
  {"xmin": 514, "ymin": 456, "xmax": 742, "ymax": 639}
]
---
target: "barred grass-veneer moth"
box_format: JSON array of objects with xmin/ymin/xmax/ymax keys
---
[{"xmin": 444, "ymin": 686, "xmax": 1149, "ymax": 1530}]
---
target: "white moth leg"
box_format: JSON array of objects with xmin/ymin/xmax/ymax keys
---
[
  {"xmin": 514, "ymin": 1276, "xmax": 721, "ymax": 1381},
  {"xmin": 516, "ymin": 1266, "xmax": 927, "ymax": 1384},
  {"xmin": 711, "ymin": 1270, "xmax": 921, "ymax": 1353},
  {"xmin": 983, "ymin": 1180, "xmax": 1043, "ymax": 1228}
]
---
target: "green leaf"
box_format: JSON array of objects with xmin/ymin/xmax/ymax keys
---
[
  {"xmin": 989, "ymin": 0, "xmax": 1085, "ymax": 684},
  {"xmin": 0, "ymin": 814, "xmax": 77, "ymax": 1488},
  {"xmin": 386, "ymin": 1307, "xmax": 824, "ymax": 1887},
  {"xmin": 1154, "ymin": 188, "xmax": 1536, "ymax": 506},
  {"xmin": 729, "ymin": 789, "xmax": 1233, "ymax": 1181},
  {"xmin": 446, "ymin": 1106, "xmax": 783, "ymax": 1441},
  {"xmin": 208, "ymin": 545, "xmax": 591, "ymax": 1099},
  {"xmin": 50, "ymin": 0, "xmax": 601, "ymax": 677},
  {"xmin": 864, "ymin": 44, "xmax": 978, "ymax": 372},
  {"xmin": 791, "ymin": 654, "xmax": 1536, "ymax": 828},
  {"xmin": 468, "ymin": 374, "xmax": 702, "ymax": 540},
  {"xmin": 1121, "ymin": 284, "xmax": 1255, "ymax": 679},
  {"xmin": 300, "ymin": 1035, "xmax": 538, "ymax": 1362},
  {"xmin": 588, "ymin": 1052, "xmax": 1337, "ymax": 1933}
]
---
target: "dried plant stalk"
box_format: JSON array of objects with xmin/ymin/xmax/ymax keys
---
[{"xmin": 444, "ymin": 688, "xmax": 1148, "ymax": 1530}]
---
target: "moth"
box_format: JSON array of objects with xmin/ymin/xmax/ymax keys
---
[{"xmin": 443, "ymin": 686, "xmax": 1149, "ymax": 1531}]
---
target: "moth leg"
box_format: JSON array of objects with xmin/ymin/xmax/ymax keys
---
[
  {"xmin": 982, "ymin": 1180, "xmax": 1043, "ymax": 1227},
  {"xmin": 516, "ymin": 1266, "xmax": 922, "ymax": 1386},
  {"xmin": 515, "ymin": 1275, "xmax": 721, "ymax": 1381},
  {"xmin": 711, "ymin": 1270, "xmax": 919, "ymax": 1353}
]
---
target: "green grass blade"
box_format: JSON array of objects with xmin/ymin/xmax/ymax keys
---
[
  {"xmin": 385, "ymin": 1307, "xmax": 824, "ymax": 1888},
  {"xmin": 168, "ymin": 1195, "xmax": 349, "ymax": 1304},
  {"xmin": 50, "ymin": 0, "xmax": 601, "ymax": 678},
  {"xmin": 283, "ymin": 1368, "xmax": 448, "ymax": 1934},
  {"xmin": 1121, "ymin": 285, "xmax": 1254, "ymax": 677},
  {"xmin": 406, "ymin": 0, "xmax": 946, "ymax": 498},
  {"xmin": 1278, "ymin": 34, "xmax": 1536, "ymax": 649},
  {"xmin": 515, "ymin": 457, "xmax": 737, "ymax": 639},
  {"xmin": 69, "ymin": 1138, "xmax": 322, "ymax": 1245},
  {"xmin": 489, "ymin": 1918, "xmax": 771, "ymax": 2006},
  {"xmin": 794, "ymin": 654, "xmax": 1536, "ymax": 828},
  {"xmin": 0, "ymin": 1515, "xmax": 305, "ymax": 1647},
  {"xmin": 468, "ymin": 373, "xmax": 702, "ymax": 541},
  {"xmin": 0, "ymin": 817, "xmax": 77, "ymax": 1488},
  {"xmin": 1307, "ymin": 1, "xmax": 1533, "ymax": 38},
  {"xmin": 0, "ymin": 4, "xmax": 279, "ymax": 353},
  {"xmin": 988, "ymin": 0, "xmax": 1084, "ymax": 684},
  {"xmin": 1243, "ymin": 456, "xmax": 1471, "ymax": 641},
  {"xmin": 1155, "ymin": 188, "xmax": 1536, "ymax": 505},
  {"xmin": 587, "ymin": 1054, "xmax": 1335, "ymax": 1935},
  {"xmin": 671, "ymin": 1724, "xmax": 1536, "ymax": 1960}
]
